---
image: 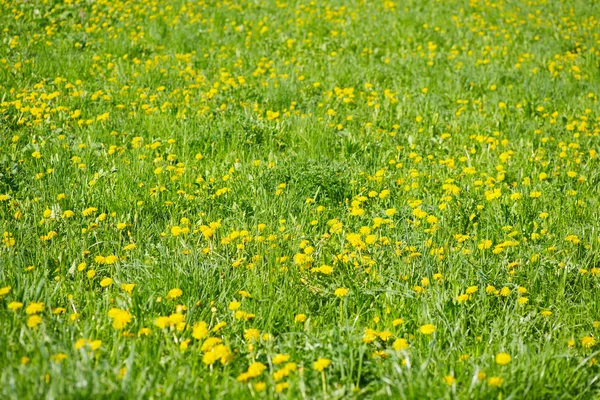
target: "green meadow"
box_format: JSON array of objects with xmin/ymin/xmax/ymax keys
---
[{"xmin": 1, "ymin": 0, "xmax": 600, "ymax": 397}]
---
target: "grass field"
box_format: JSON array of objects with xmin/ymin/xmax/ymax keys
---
[{"xmin": 2, "ymin": 0, "xmax": 600, "ymax": 398}]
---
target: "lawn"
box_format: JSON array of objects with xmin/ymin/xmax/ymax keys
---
[{"xmin": 1, "ymin": 0, "xmax": 600, "ymax": 398}]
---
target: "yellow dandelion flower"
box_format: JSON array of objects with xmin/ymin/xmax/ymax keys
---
[
  {"xmin": 313, "ymin": 358, "xmax": 331, "ymax": 372},
  {"xmin": 419, "ymin": 324, "xmax": 436, "ymax": 335},
  {"xmin": 495, "ymin": 352, "xmax": 511, "ymax": 365}
]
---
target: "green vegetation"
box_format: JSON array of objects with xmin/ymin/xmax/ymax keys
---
[{"xmin": 2, "ymin": 0, "xmax": 600, "ymax": 397}]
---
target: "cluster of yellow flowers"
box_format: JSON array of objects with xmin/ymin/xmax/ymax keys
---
[{"xmin": 2, "ymin": 0, "xmax": 600, "ymax": 396}]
